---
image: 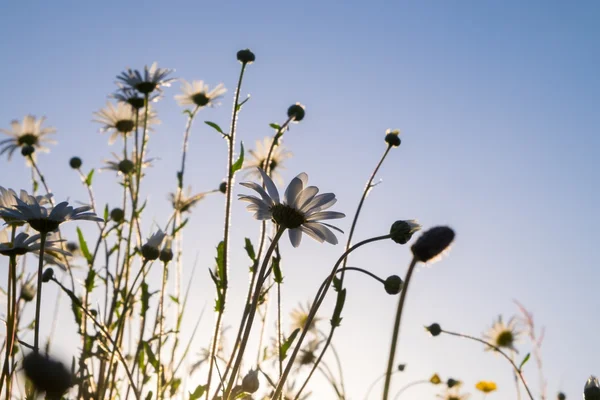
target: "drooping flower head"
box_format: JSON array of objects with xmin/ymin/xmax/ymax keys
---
[
  {"xmin": 243, "ymin": 137, "xmax": 292, "ymax": 184},
  {"xmin": 175, "ymin": 80, "xmax": 227, "ymax": 108},
  {"xmin": 117, "ymin": 62, "xmax": 175, "ymax": 95},
  {"xmin": 483, "ymin": 316, "xmax": 522, "ymax": 353},
  {"xmin": 0, "ymin": 193, "xmax": 103, "ymax": 233},
  {"xmin": 584, "ymin": 376, "xmax": 600, "ymax": 400},
  {"xmin": 141, "ymin": 229, "xmax": 166, "ymax": 261},
  {"xmin": 111, "ymin": 85, "xmax": 160, "ymax": 110},
  {"xmin": 93, "ymin": 102, "xmax": 159, "ymax": 144},
  {"xmin": 0, "ymin": 230, "xmax": 71, "ymax": 270},
  {"xmin": 0, "ymin": 187, "xmax": 52, "ymax": 226},
  {"xmin": 0, "ymin": 115, "xmax": 56, "ymax": 160},
  {"xmin": 239, "ymin": 169, "xmax": 345, "ymax": 247}
]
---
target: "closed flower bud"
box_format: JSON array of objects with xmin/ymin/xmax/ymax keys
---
[
  {"xmin": 42, "ymin": 268, "xmax": 54, "ymax": 283},
  {"xmin": 426, "ymin": 323, "xmax": 442, "ymax": 337},
  {"xmin": 447, "ymin": 378, "xmax": 460, "ymax": 388},
  {"xmin": 69, "ymin": 157, "xmax": 82, "ymax": 169},
  {"xmin": 21, "ymin": 145, "xmax": 35, "ymax": 157},
  {"xmin": 110, "ymin": 208, "xmax": 125, "ymax": 223},
  {"xmin": 384, "ymin": 129, "xmax": 401, "ymax": 147},
  {"xmin": 390, "ymin": 220, "xmax": 421, "ymax": 245},
  {"xmin": 287, "ymin": 103, "xmax": 305, "ymax": 122},
  {"xmin": 118, "ymin": 159, "xmax": 135, "ymax": 175},
  {"xmin": 585, "ymin": 376, "xmax": 600, "ymax": 400},
  {"xmin": 384, "ymin": 275, "xmax": 403, "ymax": 295},
  {"xmin": 21, "ymin": 284, "xmax": 36, "ymax": 302},
  {"xmin": 23, "ymin": 352, "xmax": 74, "ymax": 399},
  {"xmin": 557, "ymin": 392, "xmax": 566, "ymax": 400},
  {"xmin": 219, "ymin": 182, "xmax": 227, "ymax": 194},
  {"xmin": 237, "ymin": 49, "xmax": 256, "ymax": 64},
  {"xmin": 241, "ymin": 369, "xmax": 259, "ymax": 393},
  {"xmin": 160, "ymin": 238, "xmax": 173, "ymax": 263},
  {"xmin": 411, "ymin": 226, "xmax": 455, "ymax": 263},
  {"xmin": 142, "ymin": 230, "xmax": 166, "ymax": 261}
]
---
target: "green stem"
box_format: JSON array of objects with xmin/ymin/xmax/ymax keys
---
[
  {"xmin": 206, "ymin": 61, "xmax": 248, "ymax": 399},
  {"xmin": 222, "ymin": 227, "xmax": 286, "ymax": 399},
  {"xmin": 441, "ymin": 329, "xmax": 535, "ymax": 400},
  {"xmin": 382, "ymin": 257, "xmax": 418, "ymax": 400},
  {"xmin": 272, "ymin": 234, "xmax": 392, "ymax": 398},
  {"xmin": 157, "ymin": 262, "xmax": 169, "ymax": 400},
  {"xmin": 33, "ymin": 232, "xmax": 47, "ymax": 353}
]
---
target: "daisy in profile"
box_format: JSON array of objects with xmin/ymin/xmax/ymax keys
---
[
  {"xmin": 169, "ymin": 187, "xmax": 217, "ymax": 213},
  {"xmin": 483, "ymin": 316, "xmax": 522, "ymax": 353},
  {"xmin": 243, "ymin": 137, "xmax": 292, "ymax": 184},
  {"xmin": 117, "ymin": 62, "xmax": 175, "ymax": 95},
  {"xmin": 437, "ymin": 386, "xmax": 470, "ymax": 400},
  {"xmin": 0, "ymin": 230, "xmax": 71, "ymax": 267},
  {"xmin": 175, "ymin": 80, "xmax": 227, "ymax": 108},
  {"xmin": 239, "ymin": 169, "xmax": 345, "ymax": 247},
  {"xmin": 0, "ymin": 193, "xmax": 103, "ymax": 234},
  {"xmin": 112, "ymin": 85, "xmax": 160, "ymax": 110},
  {"xmin": 93, "ymin": 102, "xmax": 159, "ymax": 145},
  {"xmin": 100, "ymin": 151, "xmax": 156, "ymax": 176},
  {"xmin": 0, "ymin": 115, "xmax": 56, "ymax": 160},
  {"xmin": 290, "ymin": 302, "xmax": 320, "ymax": 332},
  {"xmin": 0, "ymin": 187, "xmax": 52, "ymax": 226},
  {"xmin": 475, "ymin": 381, "xmax": 497, "ymax": 394}
]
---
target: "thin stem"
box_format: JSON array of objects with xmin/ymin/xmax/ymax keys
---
[
  {"xmin": 272, "ymin": 234, "xmax": 392, "ymax": 398},
  {"xmin": 157, "ymin": 262, "xmax": 169, "ymax": 400},
  {"xmin": 33, "ymin": 232, "xmax": 47, "ymax": 353},
  {"xmin": 382, "ymin": 257, "xmax": 418, "ymax": 400},
  {"xmin": 277, "ymin": 279, "xmax": 283, "ymax": 388},
  {"xmin": 0, "ymin": 247, "xmax": 17, "ymax": 397},
  {"xmin": 392, "ymin": 379, "xmax": 429, "ymax": 400},
  {"xmin": 441, "ymin": 329, "xmax": 535, "ymax": 400},
  {"xmin": 222, "ymin": 228, "xmax": 286, "ymax": 399},
  {"xmin": 206, "ymin": 61, "xmax": 248, "ymax": 399}
]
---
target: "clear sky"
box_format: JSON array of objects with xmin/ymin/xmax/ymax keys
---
[{"xmin": 0, "ymin": 1, "xmax": 598, "ymax": 399}]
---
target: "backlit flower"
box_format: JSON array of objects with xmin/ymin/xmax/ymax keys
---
[
  {"xmin": 475, "ymin": 381, "xmax": 497, "ymax": 393},
  {"xmin": 93, "ymin": 102, "xmax": 159, "ymax": 144},
  {"xmin": 244, "ymin": 137, "xmax": 292, "ymax": 184},
  {"xmin": 290, "ymin": 302, "xmax": 320, "ymax": 332},
  {"xmin": 0, "ymin": 115, "xmax": 56, "ymax": 160},
  {"xmin": 117, "ymin": 62, "xmax": 175, "ymax": 95},
  {"xmin": 100, "ymin": 151, "xmax": 155, "ymax": 175},
  {"xmin": 111, "ymin": 85, "xmax": 160, "ymax": 109},
  {"xmin": 141, "ymin": 229, "xmax": 166, "ymax": 260},
  {"xmin": 175, "ymin": 80, "xmax": 227, "ymax": 108},
  {"xmin": 0, "ymin": 187, "xmax": 52, "ymax": 225},
  {"xmin": 438, "ymin": 387, "xmax": 470, "ymax": 400},
  {"xmin": 239, "ymin": 169, "xmax": 345, "ymax": 247},
  {"xmin": 483, "ymin": 316, "xmax": 521, "ymax": 353},
  {"xmin": 169, "ymin": 187, "xmax": 215, "ymax": 213},
  {"xmin": 0, "ymin": 230, "xmax": 70, "ymax": 270}
]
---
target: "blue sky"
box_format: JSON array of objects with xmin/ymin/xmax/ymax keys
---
[{"xmin": 0, "ymin": 1, "xmax": 598, "ymax": 399}]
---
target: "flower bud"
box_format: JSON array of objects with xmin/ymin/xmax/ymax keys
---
[
  {"xmin": 69, "ymin": 157, "xmax": 82, "ymax": 169},
  {"xmin": 557, "ymin": 392, "xmax": 566, "ymax": 400},
  {"xmin": 160, "ymin": 238, "xmax": 173, "ymax": 263},
  {"xmin": 447, "ymin": 378, "xmax": 460, "ymax": 388},
  {"xmin": 426, "ymin": 323, "xmax": 442, "ymax": 337},
  {"xmin": 237, "ymin": 49, "xmax": 256, "ymax": 64},
  {"xmin": 118, "ymin": 159, "xmax": 135, "ymax": 175},
  {"xmin": 287, "ymin": 103, "xmax": 305, "ymax": 122},
  {"xmin": 411, "ymin": 226, "xmax": 455, "ymax": 263},
  {"xmin": 585, "ymin": 376, "xmax": 600, "ymax": 400},
  {"xmin": 66, "ymin": 242, "xmax": 79, "ymax": 253},
  {"xmin": 21, "ymin": 145, "xmax": 35, "ymax": 157},
  {"xmin": 384, "ymin": 275, "xmax": 403, "ymax": 295},
  {"xmin": 430, "ymin": 374, "xmax": 442, "ymax": 384},
  {"xmin": 42, "ymin": 268, "xmax": 54, "ymax": 283},
  {"xmin": 219, "ymin": 182, "xmax": 227, "ymax": 194},
  {"xmin": 142, "ymin": 230, "xmax": 166, "ymax": 261},
  {"xmin": 21, "ymin": 284, "xmax": 36, "ymax": 302},
  {"xmin": 390, "ymin": 220, "xmax": 421, "ymax": 245},
  {"xmin": 23, "ymin": 352, "xmax": 74, "ymax": 399},
  {"xmin": 241, "ymin": 369, "xmax": 259, "ymax": 393},
  {"xmin": 110, "ymin": 208, "xmax": 125, "ymax": 223},
  {"xmin": 385, "ymin": 129, "xmax": 401, "ymax": 147}
]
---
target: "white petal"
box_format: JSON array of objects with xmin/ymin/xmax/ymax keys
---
[
  {"xmin": 288, "ymin": 228, "xmax": 302, "ymax": 248},
  {"xmin": 284, "ymin": 176, "xmax": 304, "ymax": 205},
  {"xmin": 240, "ymin": 182, "xmax": 274, "ymax": 206},
  {"xmin": 300, "ymin": 224, "xmax": 325, "ymax": 243},
  {"xmin": 306, "ymin": 211, "xmax": 345, "ymax": 222},
  {"xmin": 292, "ymin": 186, "xmax": 319, "ymax": 210},
  {"xmin": 301, "ymin": 193, "xmax": 335, "ymax": 214},
  {"xmin": 258, "ymin": 168, "xmax": 280, "ymax": 204},
  {"xmin": 305, "ymin": 223, "xmax": 338, "ymax": 245}
]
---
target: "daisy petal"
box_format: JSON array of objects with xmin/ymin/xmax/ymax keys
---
[{"xmin": 288, "ymin": 228, "xmax": 302, "ymax": 248}]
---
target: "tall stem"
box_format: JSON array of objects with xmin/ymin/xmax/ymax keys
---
[
  {"xmin": 157, "ymin": 262, "xmax": 169, "ymax": 400},
  {"xmin": 382, "ymin": 257, "xmax": 418, "ymax": 400},
  {"xmin": 205, "ymin": 62, "xmax": 248, "ymax": 399},
  {"xmin": 33, "ymin": 232, "xmax": 47, "ymax": 353}
]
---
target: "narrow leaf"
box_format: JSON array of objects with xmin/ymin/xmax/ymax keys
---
[
  {"xmin": 280, "ymin": 328, "xmax": 300, "ymax": 361},
  {"xmin": 272, "ymin": 257, "xmax": 283, "ymax": 284},
  {"xmin": 519, "ymin": 353, "xmax": 531, "ymax": 370},
  {"xmin": 231, "ymin": 141, "xmax": 245, "ymax": 174},
  {"xmin": 269, "ymin": 123, "xmax": 281, "ymax": 130},
  {"xmin": 84, "ymin": 268, "xmax": 96, "ymax": 293},
  {"xmin": 331, "ymin": 288, "xmax": 347, "ymax": 327},
  {"xmin": 85, "ymin": 169, "xmax": 95, "ymax": 186},
  {"xmin": 204, "ymin": 121, "xmax": 225, "ymax": 135},
  {"xmin": 77, "ymin": 227, "xmax": 93, "ymax": 264},
  {"xmin": 143, "ymin": 342, "xmax": 159, "ymax": 372},
  {"xmin": 189, "ymin": 385, "xmax": 206, "ymax": 400},
  {"xmin": 244, "ymin": 238, "xmax": 256, "ymax": 261}
]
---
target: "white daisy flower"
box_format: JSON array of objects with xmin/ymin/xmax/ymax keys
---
[
  {"xmin": 239, "ymin": 169, "xmax": 345, "ymax": 247},
  {"xmin": 483, "ymin": 316, "xmax": 522, "ymax": 353},
  {"xmin": 0, "ymin": 115, "xmax": 56, "ymax": 160},
  {"xmin": 175, "ymin": 80, "xmax": 227, "ymax": 108},
  {"xmin": 117, "ymin": 62, "xmax": 175, "ymax": 95},
  {"xmin": 243, "ymin": 137, "xmax": 292, "ymax": 184},
  {"xmin": 100, "ymin": 151, "xmax": 156, "ymax": 175},
  {"xmin": 0, "ymin": 187, "xmax": 52, "ymax": 226},
  {"xmin": 0, "ymin": 230, "xmax": 71, "ymax": 270},
  {"xmin": 111, "ymin": 85, "xmax": 161, "ymax": 110},
  {"xmin": 93, "ymin": 102, "xmax": 159, "ymax": 145},
  {"xmin": 0, "ymin": 194, "xmax": 103, "ymax": 233}
]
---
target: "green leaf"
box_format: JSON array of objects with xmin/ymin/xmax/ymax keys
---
[
  {"xmin": 272, "ymin": 257, "xmax": 283, "ymax": 284},
  {"xmin": 140, "ymin": 281, "xmax": 151, "ymax": 316},
  {"xmin": 145, "ymin": 392, "xmax": 153, "ymax": 400},
  {"xmin": 169, "ymin": 295, "xmax": 180, "ymax": 304},
  {"xmin": 215, "ymin": 241, "xmax": 225, "ymax": 283},
  {"xmin": 269, "ymin": 123, "xmax": 281, "ymax": 130},
  {"xmin": 71, "ymin": 298, "xmax": 82, "ymax": 326},
  {"xmin": 231, "ymin": 142, "xmax": 245, "ymax": 174},
  {"xmin": 173, "ymin": 218, "xmax": 189, "ymax": 235},
  {"xmin": 332, "ymin": 276, "xmax": 342, "ymax": 292},
  {"xmin": 244, "ymin": 238, "xmax": 256, "ymax": 261},
  {"xmin": 103, "ymin": 204, "xmax": 109, "ymax": 221},
  {"xmin": 279, "ymin": 328, "xmax": 300, "ymax": 361},
  {"xmin": 85, "ymin": 169, "xmax": 95, "ymax": 186},
  {"xmin": 84, "ymin": 268, "xmax": 96, "ymax": 293},
  {"xmin": 170, "ymin": 378, "xmax": 182, "ymax": 397},
  {"xmin": 331, "ymin": 288, "xmax": 346, "ymax": 327},
  {"xmin": 204, "ymin": 121, "xmax": 226, "ymax": 137},
  {"xmin": 77, "ymin": 227, "xmax": 93, "ymax": 265},
  {"xmin": 519, "ymin": 352, "xmax": 531, "ymax": 370},
  {"xmin": 236, "ymin": 96, "xmax": 250, "ymax": 112},
  {"xmin": 143, "ymin": 342, "xmax": 159, "ymax": 372},
  {"xmin": 189, "ymin": 385, "xmax": 206, "ymax": 400}
]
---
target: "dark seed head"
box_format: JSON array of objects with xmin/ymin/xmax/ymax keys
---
[
  {"xmin": 69, "ymin": 157, "xmax": 82, "ymax": 169},
  {"xmin": 21, "ymin": 145, "xmax": 35, "ymax": 157},
  {"xmin": 287, "ymin": 103, "xmax": 305, "ymax": 122},
  {"xmin": 426, "ymin": 323, "xmax": 442, "ymax": 337},
  {"xmin": 411, "ymin": 226, "xmax": 455, "ymax": 263},
  {"xmin": 23, "ymin": 352, "xmax": 74, "ymax": 399},
  {"xmin": 384, "ymin": 275, "xmax": 403, "ymax": 295},
  {"xmin": 237, "ymin": 49, "xmax": 256, "ymax": 64}
]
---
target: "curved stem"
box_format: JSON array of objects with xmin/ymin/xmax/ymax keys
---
[
  {"xmin": 382, "ymin": 257, "xmax": 418, "ymax": 400},
  {"xmin": 441, "ymin": 329, "xmax": 535, "ymax": 400},
  {"xmin": 206, "ymin": 61, "xmax": 248, "ymax": 399},
  {"xmin": 392, "ymin": 379, "xmax": 429, "ymax": 400},
  {"xmin": 272, "ymin": 234, "xmax": 392, "ymax": 398}
]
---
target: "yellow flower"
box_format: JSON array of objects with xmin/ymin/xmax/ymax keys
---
[
  {"xmin": 476, "ymin": 381, "xmax": 497, "ymax": 393},
  {"xmin": 430, "ymin": 374, "xmax": 442, "ymax": 384}
]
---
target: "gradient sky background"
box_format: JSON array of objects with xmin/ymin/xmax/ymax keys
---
[{"xmin": 0, "ymin": 1, "xmax": 598, "ymax": 399}]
